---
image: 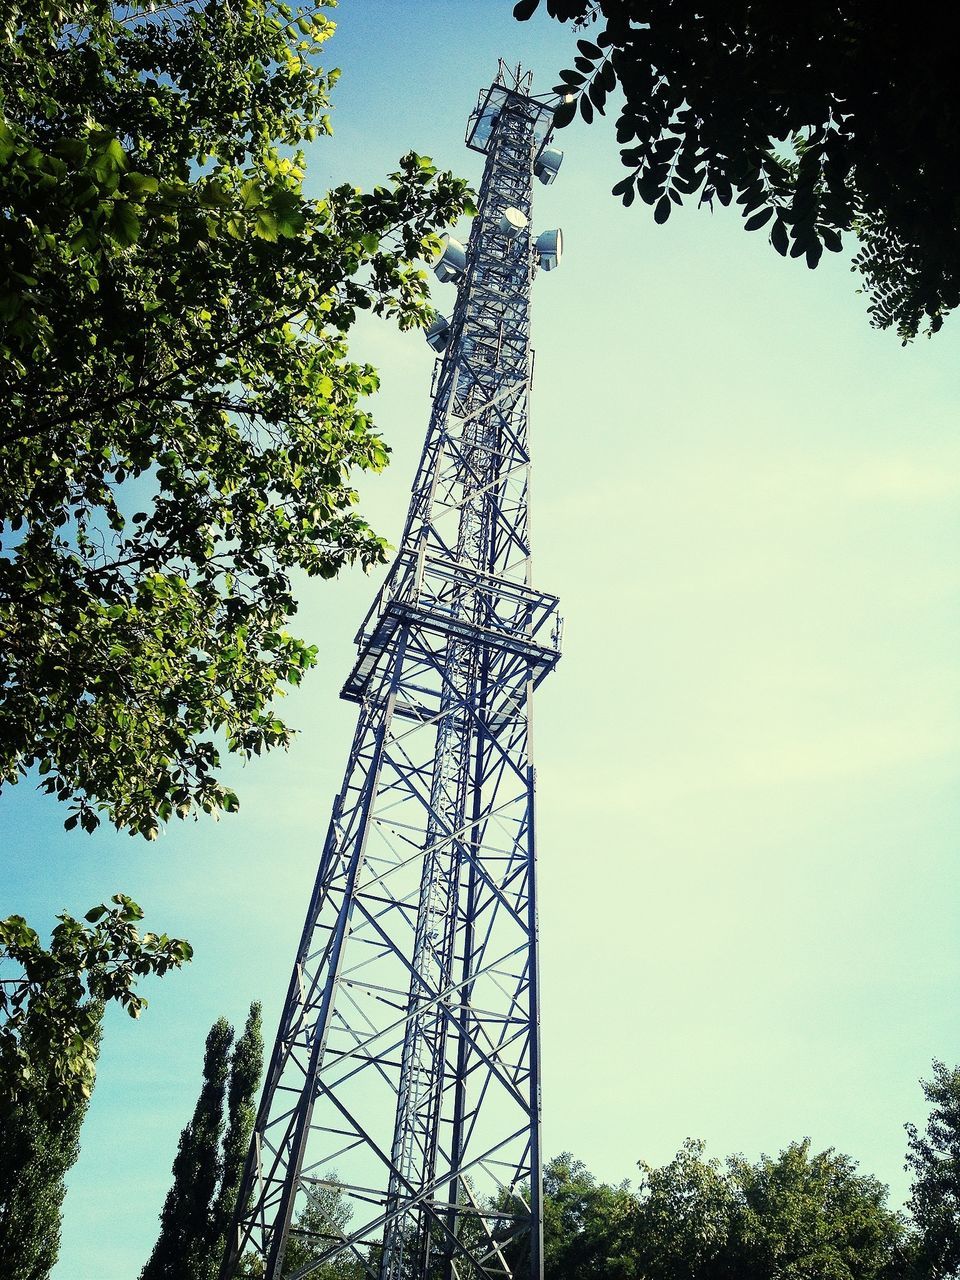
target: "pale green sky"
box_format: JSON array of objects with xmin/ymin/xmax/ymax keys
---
[{"xmin": 4, "ymin": 3, "xmax": 960, "ymax": 1276}]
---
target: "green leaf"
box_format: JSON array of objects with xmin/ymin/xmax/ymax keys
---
[
  {"xmin": 254, "ymin": 210, "xmax": 279, "ymax": 241},
  {"xmin": 125, "ymin": 172, "xmax": 159, "ymax": 197},
  {"xmin": 109, "ymin": 200, "xmax": 141, "ymax": 247},
  {"xmin": 52, "ymin": 138, "xmax": 89, "ymax": 166}
]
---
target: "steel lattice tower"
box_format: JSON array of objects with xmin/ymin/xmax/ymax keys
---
[{"xmin": 224, "ymin": 64, "xmax": 563, "ymax": 1280}]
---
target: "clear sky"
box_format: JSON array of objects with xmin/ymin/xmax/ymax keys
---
[{"xmin": 4, "ymin": 2, "xmax": 960, "ymax": 1276}]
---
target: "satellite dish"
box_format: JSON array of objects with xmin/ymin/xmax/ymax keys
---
[
  {"xmin": 433, "ymin": 235, "xmax": 467, "ymax": 283},
  {"xmin": 535, "ymin": 228, "xmax": 563, "ymax": 271},
  {"xmin": 535, "ymin": 147, "xmax": 564, "ymax": 185},
  {"xmin": 499, "ymin": 207, "xmax": 528, "ymax": 238}
]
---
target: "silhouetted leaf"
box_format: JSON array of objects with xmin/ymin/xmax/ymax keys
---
[
  {"xmin": 527, "ymin": 3, "xmax": 957, "ymax": 337},
  {"xmin": 553, "ymin": 98, "xmax": 577, "ymax": 129},
  {"xmin": 771, "ymin": 217, "xmax": 789, "ymax": 255},
  {"xmin": 744, "ymin": 208, "xmax": 773, "ymax": 231}
]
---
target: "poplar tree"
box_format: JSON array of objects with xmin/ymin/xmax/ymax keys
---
[
  {"xmin": 143, "ymin": 1002, "xmax": 266, "ymax": 1280},
  {"xmin": 141, "ymin": 1019, "xmax": 234, "ymax": 1280},
  {"xmin": 0, "ymin": 896, "xmax": 189, "ymax": 1279},
  {"xmin": 206, "ymin": 1002, "xmax": 264, "ymax": 1280},
  {"xmin": 0, "ymin": 1012, "xmax": 101, "ymax": 1280}
]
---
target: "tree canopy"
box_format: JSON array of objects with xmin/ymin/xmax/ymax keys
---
[
  {"xmin": 0, "ymin": 894, "xmax": 191, "ymax": 1108},
  {"xmin": 0, "ymin": 1015, "xmax": 101, "ymax": 1280},
  {"xmin": 906, "ymin": 1061, "xmax": 960, "ymax": 1279},
  {"xmin": 142, "ymin": 1001, "xmax": 264, "ymax": 1280},
  {"xmin": 515, "ymin": 1, "xmax": 959, "ymax": 341},
  {"xmin": 535, "ymin": 1139, "xmax": 905, "ymax": 1280},
  {"xmin": 0, "ymin": 896, "xmax": 190, "ymax": 1280},
  {"xmin": 0, "ymin": 0, "xmax": 473, "ymax": 838},
  {"xmin": 141, "ymin": 1016, "xmax": 234, "ymax": 1280},
  {"xmin": 725, "ymin": 1140, "xmax": 902, "ymax": 1280}
]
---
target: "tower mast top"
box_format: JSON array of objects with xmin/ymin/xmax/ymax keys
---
[
  {"xmin": 496, "ymin": 57, "xmax": 534, "ymax": 93},
  {"xmin": 466, "ymin": 62, "xmax": 556, "ymax": 154}
]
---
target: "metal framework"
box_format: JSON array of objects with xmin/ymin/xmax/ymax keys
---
[{"xmin": 224, "ymin": 65, "xmax": 561, "ymax": 1280}]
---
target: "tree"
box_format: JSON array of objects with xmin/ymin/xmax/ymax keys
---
[
  {"xmin": 538, "ymin": 1153, "xmax": 635, "ymax": 1280},
  {"xmin": 230, "ymin": 1179, "xmax": 363, "ymax": 1279},
  {"xmin": 0, "ymin": 0, "xmax": 474, "ymax": 838},
  {"xmin": 726, "ymin": 1140, "xmax": 903, "ymax": 1280},
  {"xmin": 0, "ymin": 896, "xmax": 190, "ymax": 1278},
  {"xmin": 143, "ymin": 1002, "xmax": 269, "ymax": 1280},
  {"xmin": 142, "ymin": 1017, "xmax": 235, "ymax": 1280},
  {"xmin": 905, "ymin": 1060, "xmax": 960, "ymax": 1278},
  {"xmin": 283, "ymin": 1181, "xmax": 364, "ymax": 1279},
  {"xmin": 514, "ymin": 1, "xmax": 960, "ymax": 341},
  {"xmin": 630, "ymin": 1139, "xmax": 736, "ymax": 1280},
  {"xmin": 523, "ymin": 1140, "xmax": 903, "ymax": 1280},
  {"xmin": 209, "ymin": 1003, "xmax": 264, "ymax": 1279},
  {"xmin": 0, "ymin": 894, "xmax": 192, "ymax": 1107},
  {"xmin": 0, "ymin": 1015, "xmax": 101, "ymax": 1280}
]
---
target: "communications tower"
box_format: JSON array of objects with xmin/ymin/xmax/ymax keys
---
[{"xmin": 224, "ymin": 63, "xmax": 564, "ymax": 1280}]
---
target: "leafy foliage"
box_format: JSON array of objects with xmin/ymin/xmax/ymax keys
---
[
  {"xmin": 514, "ymin": 1, "xmax": 960, "ymax": 340},
  {"xmin": 906, "ymin": 1060, "xmax": 960, "ymax": 1278},
  {"xmin": 0, "ymin": 0, "xmax": 474, "ymax": 838},
  {"xmin": 527, "ymin": 1141, "xmax": 904, "ymax": 1279},
  {"xmin": 0, "ymin": 1014, "xmax": 101, "ymax": 1280},
  {"xmin": 629, "ymin": 1140, "xmax": 735, "ymax": 1279},
  {"xmin": 0, "ymin": 894, "xmax": 191, "ymax": 1108},
  {"xmin": 232, "ymin": 1180, "xmax": 364, "ymax": 1279},
  {"xmin": 143, "ymin": 1002, "xmax": 265, "ymax": 1280},
  {"xmin": 209, "ymin": 1002, "xmax": 264, "ymax": 1276},
  {"xmin": 283, "ymin": 1181, "xmax": 365, "ymax": 1279},
  {"xmin": 540, "ymin": 1154, "xmax": 635, "ymax": 1280},
  {"xmin": 726, "ymin": 1140, "xmax": 903, "ymax": 1280},
  {"xmin": 0, "ymin": 896, "xmax": 188, "ymax": 1280},
  {"xmin": 141, "ymin": 1016, "xmax": 234, "ymax": 1280}
]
